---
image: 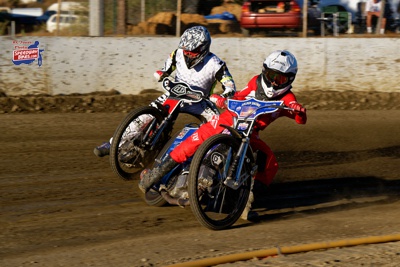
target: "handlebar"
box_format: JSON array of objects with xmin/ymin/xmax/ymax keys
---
[
  {"xmin": 227, "ymin": 99, "xmax": 289, "ymax": 120},
  {"xmin": 242, "ymin": 104, "xmax": 294, "ymax": 120}
]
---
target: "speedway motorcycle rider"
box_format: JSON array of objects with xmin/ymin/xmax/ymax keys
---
[
  {"xmin": 139, "ymin": 50, "xmax": 307, "ymax": 220},
  {"xmin": 93, "ymin": 26, "xmax": 236, "ymax": 157}
]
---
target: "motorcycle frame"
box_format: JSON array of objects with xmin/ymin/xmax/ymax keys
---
[{"xmin": 143, "ymin": 77, "xmax": 207, "ymax": 150}]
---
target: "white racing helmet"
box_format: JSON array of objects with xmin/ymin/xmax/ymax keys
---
[
  {"xmin": 261, "ymin": 50, "xmax": 298, "ymax": 98},
  {"xmin": 178, "ymin": 26, "xmax": 211, "ymax": 69}
]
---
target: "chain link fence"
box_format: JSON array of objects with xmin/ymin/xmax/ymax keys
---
[
  {"xmin": 103, "ymin": 0, "xmax": 243, "ymax": 34},
  {"xmin": 0, "ymin": 0, "xmax": 244, "ymax": 36}
]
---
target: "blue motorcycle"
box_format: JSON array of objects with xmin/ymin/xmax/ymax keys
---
[
  {"xmin": 145, "ymin": 97, "xmax": 294, "ymax": 230},
  {"xmin": 188, "ymin": 98, "xmax": 294, "ymax": 230},
  {"xmin": 143, "ymin": 123, "xmax": 199, "ymax": 207}
]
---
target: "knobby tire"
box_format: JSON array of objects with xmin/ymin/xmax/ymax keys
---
[
  {"xmin": 109, "ymin": 106, "xmax": 165, "ymax": 181},
  {"xmin": 188, "ymin": 134, "xmax": 251, "ymax": 230}
]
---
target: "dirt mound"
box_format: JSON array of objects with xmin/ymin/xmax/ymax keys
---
[{"xmin": 0, "ymin": 90, "xmax": 399, "ymax": 114}]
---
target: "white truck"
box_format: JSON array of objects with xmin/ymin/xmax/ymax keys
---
[{"xmin": 47, "ymin": 2, "xmax": 88, "ymax": 15}]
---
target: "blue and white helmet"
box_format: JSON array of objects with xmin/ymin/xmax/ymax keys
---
[
  {"xmin": 261, "ymin": 50, "xmax": 298, "ymax": 98},
  {"xmin": 178, "ymin": 26, "xmax": 211, "ymax": 69}
]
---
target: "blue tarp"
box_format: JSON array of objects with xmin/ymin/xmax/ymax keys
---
[{"xmin": 205, "ymin": 11, "xmax": 236, "ymax": 21}]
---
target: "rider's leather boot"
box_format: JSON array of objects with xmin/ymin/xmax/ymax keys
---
[{"xmin": 138, "ymin": 155, "xmax": 178, "ymax": 193}]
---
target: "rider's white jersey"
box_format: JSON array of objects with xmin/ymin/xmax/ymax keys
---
[{"xmin": 161, "ymin": 49, "xmax": 233, "ymax": 97}]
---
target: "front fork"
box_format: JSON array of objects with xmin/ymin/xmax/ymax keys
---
[
  {"xmin": 224, "ymin": 137, "xmax": 256, "ymax": 190},
  {"xmin": 144, "ymin": 111, "xmax": 176, "ymax": 150}
]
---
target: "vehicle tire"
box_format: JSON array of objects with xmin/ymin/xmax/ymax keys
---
[
  {"xmin": 188, "ymin": 134, "xmax": 252, "ymax": 230},
  {"xmin": 241, "ymin": 27, "xmax": 251, "ymax": 37},
  {"xmin": 110, "ymin": 106, "xmax": 166, "ymax": 181},
  {"xmin": 144, "ymin": 188, "xmax": 167, "ymax": 207}
]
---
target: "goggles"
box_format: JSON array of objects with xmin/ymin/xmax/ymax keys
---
[
  {"xmin": 183, "ymin": 49, "xmax": 201, "ymax": 59},
  {"xmin": 263, "ymin": 69, "xmax": 289, "ymax": 86}
]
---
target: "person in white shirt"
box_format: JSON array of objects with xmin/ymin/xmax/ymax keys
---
[{"xmin": 365, "ymin": 0, "xmax": 387, "ymax": 34}]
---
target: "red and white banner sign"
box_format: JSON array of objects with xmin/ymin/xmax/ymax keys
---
[{"xmin": 13, "ymin": 48, "xmax": 39, "ymax": 61}]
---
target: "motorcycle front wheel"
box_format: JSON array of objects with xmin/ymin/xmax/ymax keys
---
[
  {"xmin": 110, "ymin": 106, "xmax": 167, "ymax": 181},
  {"xmin": 188, "ymin": 134, "xmax": 252, "ymax": 230}
]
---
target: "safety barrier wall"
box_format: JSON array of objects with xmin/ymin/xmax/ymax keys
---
[{"xmin": 1, "ymin": 36, "xmax": 399, "ymax": 96}]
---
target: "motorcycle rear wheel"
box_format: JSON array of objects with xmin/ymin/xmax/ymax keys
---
[
  {"xmin": 188, "ymin": 134, "xmax": 252, "ymax": 230},
  {"xmin": 110, "ymin": 106, "xmax": 167, "ymax": 181}
]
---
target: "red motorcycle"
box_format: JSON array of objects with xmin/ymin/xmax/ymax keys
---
[{"xmin": 109, "ymin": 77, "xmax": 219, "ymax": 181}]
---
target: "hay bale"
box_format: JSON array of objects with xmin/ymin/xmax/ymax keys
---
[
  {"xmin": 129, "ymin": 25, "xmax": 144, "ymax": 35},
  {"xmin": 147, "ymin": 12, "xmax": 176, "ymax": 25},
  {"xmin": 143, "ymin": 22, "xmax": 172, "ymax": 35},
  {"xmin": 218, "ymin": 21, "xmax": 241, "ymax": 33},
  {"xmin": 207, "ymin": 19, "xmax": 241, "ymax": 34},
  {"xmin": 180, "ymin": 13, "xmax": 208, "ymax": 27}
]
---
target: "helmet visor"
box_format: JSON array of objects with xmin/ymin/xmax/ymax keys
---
[
  {"xmin": 183, "ymin": 49, "xmax": 201, "ymax": 59},
  {"xmin": 263, "ymin": 69, "xmax": 289, "ymax": 86}
]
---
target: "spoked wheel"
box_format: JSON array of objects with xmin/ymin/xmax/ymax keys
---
[
  {"xmin": 110, "ymin": 106, "xmax": 167, "ymax": 181},
  {"xmin": 188, "ymin": 134, "xmax": 252, "ymax": 230}
]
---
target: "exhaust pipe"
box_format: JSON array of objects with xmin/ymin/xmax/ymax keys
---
[{"xmin": 161, "ymin": 191, "xmax": 190, "ymax": 207}]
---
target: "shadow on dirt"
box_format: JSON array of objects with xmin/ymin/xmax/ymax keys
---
[
  {"xmin": 252, "ymin": 176, "xmax": 400, "ymax": 223},
  {"xmin": 247, "ymin": 145, "xmax": 400, "ymax": 223},
  {"xmin": 276, "ymin": 145, "xmax": 400, "ymax": 169}
]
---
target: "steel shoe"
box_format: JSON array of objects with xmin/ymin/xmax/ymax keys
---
[{"xmin": 93, "ymin": 142, "xmax": 110, "ymax": 157}]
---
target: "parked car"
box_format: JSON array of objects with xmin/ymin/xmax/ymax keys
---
[
  {"xmin": 46, "ymin": 14, "xmax": 87, "ymax": 33},
  {"xmin": 38, "ymin": 2, "xmax": 88, "ymax": 27},
  {"xmin": 36, "ymin": 10, "xmax": 57, "ymax": 24},
  {"xmin": 240, "ymin": 0, "xmax": 302, "ymax": 36},
  {"xmin": 47, "ymin": 1, "xmax": 88, "ymax": 15}
]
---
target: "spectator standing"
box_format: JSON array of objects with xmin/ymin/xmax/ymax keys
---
[{"xmin": 365, "ymin": 0, "xmax": 387, "ymax": 34}]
